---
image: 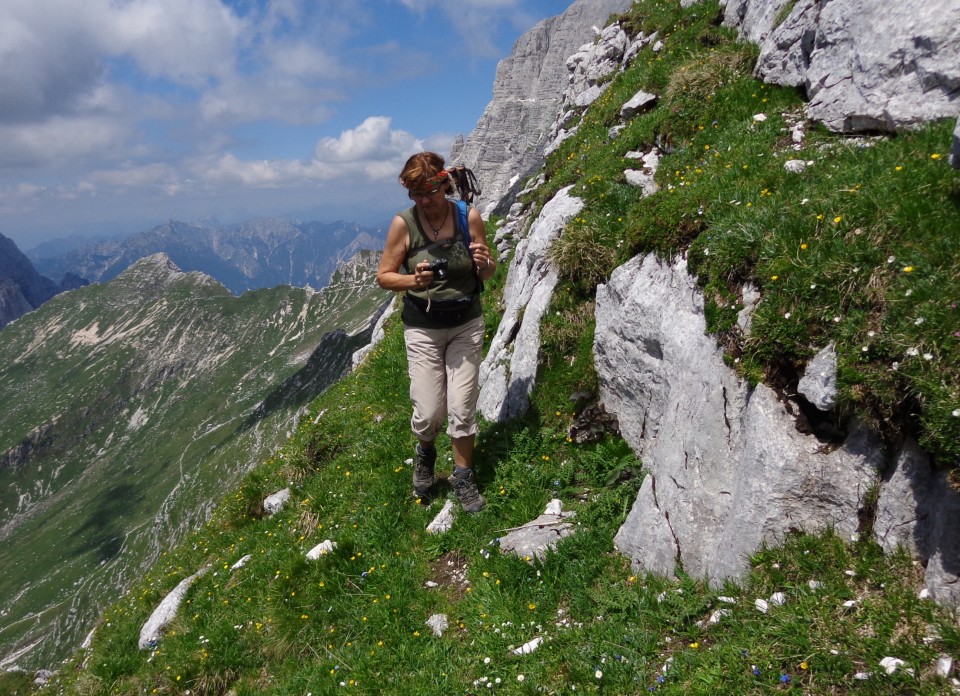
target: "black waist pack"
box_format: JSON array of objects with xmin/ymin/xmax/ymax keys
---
[{"xmin": 404, "ymin": 293, "xmax": 475, "ymax": 325}]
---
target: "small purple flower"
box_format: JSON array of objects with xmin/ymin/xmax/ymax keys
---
[
  {"xmin": 781, "ymin": 674, "xmax": 791, "ymax": 683},
  {"xmin": 752, "ymin": 666, "xmax": 761, "ymax": 677}
]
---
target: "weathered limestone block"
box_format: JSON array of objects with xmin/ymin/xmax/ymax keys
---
[
  {"xmin": 499, "ymin": 499, "xmax": 577, "ymax": 562},
  {"xmin": 876, "ymin": 440, "xmax": 960, "ymax": 607},
  {"xmin": 598, "ymin": 254, "xmax": 883, "ymax": 584},
  {"xmin": 139, "ymin": 568, "xmax": 209, "ymax": 649},
  {"xmin": 797, "ymin": 343, "xmax": 837, "ymax": 411},
  {"xmin": 263, "ymin": 488, "xmax": 290, "ymax": 516},
  {"xmin": 478, "ymin": 187, "xmax": 583, "ymax": 422},
  {"xmin": 725, "ymin": 0, "xmax": 960, "ymax": 132}
]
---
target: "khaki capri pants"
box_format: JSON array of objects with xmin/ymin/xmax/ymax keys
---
[{"xmin": 403, "ymin": 316, "xmax": 485, "ymax": 441}]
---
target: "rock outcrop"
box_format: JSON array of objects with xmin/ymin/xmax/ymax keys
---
[
  {"xmin": 875, "ymin": 440, "xmax": 960, "ymax": 607},
  {"xmin": 451, "ymin": 0, "xmax": 634, "ymax": 214},
  {"xmin": 478, "ymin": 187, "xmax": 583, "ymax": 421},
  {"xmin": 724, "ymin": 0, "xmax": 960, "ymax": 132},
  {"xmin": 595, "ymin": 254, "xmax": 885, "ymax": 583},
  {"xmin": 459, "ymin": 0, "xmax": 959, "ymax": 606}
]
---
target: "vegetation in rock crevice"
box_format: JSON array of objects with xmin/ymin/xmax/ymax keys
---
[{"xmin": 538, "ymin": 0, "xmax": 959, "ymax": 467}]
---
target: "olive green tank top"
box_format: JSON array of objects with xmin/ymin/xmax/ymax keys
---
[{"xmin": 400, "ymin": 202, "xmax": 482, "ymax": 329}]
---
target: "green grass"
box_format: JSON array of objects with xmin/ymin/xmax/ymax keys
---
[
  {"xmin": 45, "ymin": 0, "xmax": 960, "ymax": 693},
  {"xmin": 50, "ymin": 306, "xmax": 960, "ymax": 694},
  {"xmin": 539, "ymin": 0, "xmax": 959, "ymax": 465}
]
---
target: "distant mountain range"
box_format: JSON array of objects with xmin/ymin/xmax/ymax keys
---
[
  {"xmin": 0, "ymin": 251, "xmax": 390, "ymax": 668},
  {"xmin": 29, "ymin": 217, "xmax": 386, "ymax": 296},
  {"xmin": 0, "ymin": 233, "xmax": 87, "ymax": 330}
]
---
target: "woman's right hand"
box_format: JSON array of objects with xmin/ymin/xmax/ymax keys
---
[{"xmin": 412, "ymin": 262, "xmax": 434, "ymax": 289}]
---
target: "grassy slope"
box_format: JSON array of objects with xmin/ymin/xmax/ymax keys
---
[{"xmin": 43, "ymin": 1, "xmax": 960, "ymax": 694}]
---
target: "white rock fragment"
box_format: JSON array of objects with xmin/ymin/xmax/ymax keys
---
[
  {"xmin": 426, "ymin": 614, "xmax": 449, "ymax": 637},
  {"xmin": 708, "ymin": 609, "xmax": 730, "ymax": 624},
  {"xmin": 754, "ymin": 598, "xmax": 769, "ymax": 613},
  {"xmin": 138, "ymin": 568, "xmax": 209, "ymax": 649},
  {"xmin": 620, "ymin": 90, "xmax": 658, "ymax": 119},
  {"xmin": 879, "ymin": 657, "xmax": 905, "ymax": 675},
  {"xmin": 842, "ymin": 600, "xmax": 858, "ymax": 609},
  {"xmin": 306, "ymin": 540, "xmax": 338, "ymax": 560},
  {"xmin": 918, "ymin": 588, "xmax": 931, "ymax": 600},
  {"xmin": 512, "ymin": 636, "xmax": 544, "ymax": 656},
  {"xmin": 717, "ymin": 596, "xmax": 737, "ymax": 604},
  {"xmin": 753, "ymin": 113, "xmax": 768, "ymax": 122},
  {"xmin": 936, "ymin": 656, "xmax": 954, "ymax": 677},
  {"xmin": 784, "ymin": 159, "xmax": 808, "ymax": 173},
  {"xmin": 427, "ymin": 500, "xmax": 456, "ymax": 535},
  {"xmin": 769, "ymin": 592, "xmax": 787, "ymax": 606},
  {"xmin": 808, "ymin": 580, "xmax": 823, "ymax": 591},
  {"xmin": 544, "ymin": 498, "xmax": 564, "ymax": 516},
  {"xmin": 263, "ymin": 488, "xmax": 291, "ymax": 516},
  {"xmin": 854, "ymin": 672, "xmax": 871, "ymax": 680},
  {"xmin": 425, "ymin": 581, "xmax": 439, "ymax": 589},
  {"xmin": 230, "ymin": 555, "xmax": 252, "ymax": 571}
]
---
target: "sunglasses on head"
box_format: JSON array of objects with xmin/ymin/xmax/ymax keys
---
[{"xmin": 408, "ymin": 184, "xmax": 445, "ymax": 200}]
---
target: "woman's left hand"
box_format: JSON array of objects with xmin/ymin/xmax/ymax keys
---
[{"xmin": 470, "ymin": 242, "xmax": 494, "ymax": 274}]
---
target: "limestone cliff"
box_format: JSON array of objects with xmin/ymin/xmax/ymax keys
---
[
  {"xmin": 471, "ymin": 0, "xmax": 959, "ymax": 607},
  {"xmin": 450, "ymin": 0, "xmax": 634, "ymax": 215}
]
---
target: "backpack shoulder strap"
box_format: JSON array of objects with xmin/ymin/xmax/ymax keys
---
[
  {"xmin": 455, "ymin": 200, "xmax": 471, "ymax": 255},
  {"xmin": 456, "ymin": 200, "xmax": 485, "ymax": 294}
]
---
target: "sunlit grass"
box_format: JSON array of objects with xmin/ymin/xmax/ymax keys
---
[{"xmin": 49, "ymin": 0, "xmax": 960, "ymax": 694}]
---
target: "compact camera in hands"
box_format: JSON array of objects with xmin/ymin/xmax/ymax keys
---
[{"xmin": 427, "ymin": 257, "xmax": 448, "ymax": 280}]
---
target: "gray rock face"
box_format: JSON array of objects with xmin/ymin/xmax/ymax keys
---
[
  {"xmin": 597, "ymin": 254, "xmax": 883, "ymax": 584},
  {"xmin": 728, "ymin": 0, "xmax": 960, "ymax": 132},
  {"xmin": 875, "ymin": 440, "xmax": 960, "ymax": 607},
  {"xmin": 451, "ymin": 0, "xmax": 634, "ymax": 214},
  {"xmin": 478, "ymin": 187, "xmax": 583, "ymax": 422}
]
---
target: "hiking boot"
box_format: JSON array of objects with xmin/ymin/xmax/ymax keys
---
[
  {"xmin": 413, "ymin": 444, "xmax": 436, "ymax": 496},
  {"xmin": 450, "ymin": 467, "xmax": 485, "ymax": 513}
]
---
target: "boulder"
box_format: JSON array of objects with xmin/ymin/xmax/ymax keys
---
[
  {"xmin": 730, "ymin": 0, "xmax": 960, "ymax": 132},
  {"xmin": 597, "ymin": 254, "xmax": 884, "ymax": 584},
  {"xmin": 797, "ymin": 343, "xmax": 837, "ymax": 411},
  {"xmin": 263, "ymin": 488, "xmax": 290, "ymax": 516},
  {"xmin": 619, "ymin": 90, "xmax": 658, "ymax": 120},
  {"xmin": 498, "ymin": 499, "xmax": 577, "ymax": 562},
  {"xmin": 875, "ymin": 440, "xmax": 960, "ymax": 607},
  {"xmin": 139, "ymin": 568, "xmax": 209, "ymax": 649}
]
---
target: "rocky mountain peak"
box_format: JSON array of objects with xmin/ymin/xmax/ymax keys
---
[{"xmin": 451, "ymin": 0, "xmax": 635, "ymax": 215}]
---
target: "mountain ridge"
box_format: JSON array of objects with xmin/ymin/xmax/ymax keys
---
[
  {"xmin": 29, "ymin": 217, "xmax": 385, "ymax": 297},
  {"xmin": 0, "ymin": 248, "xmax": 389, "ymax": 669}
]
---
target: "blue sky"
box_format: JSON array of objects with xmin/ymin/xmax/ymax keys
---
[{"xmin": 0, "ymin": 0, "xmax": 570, "ymax": 250}]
